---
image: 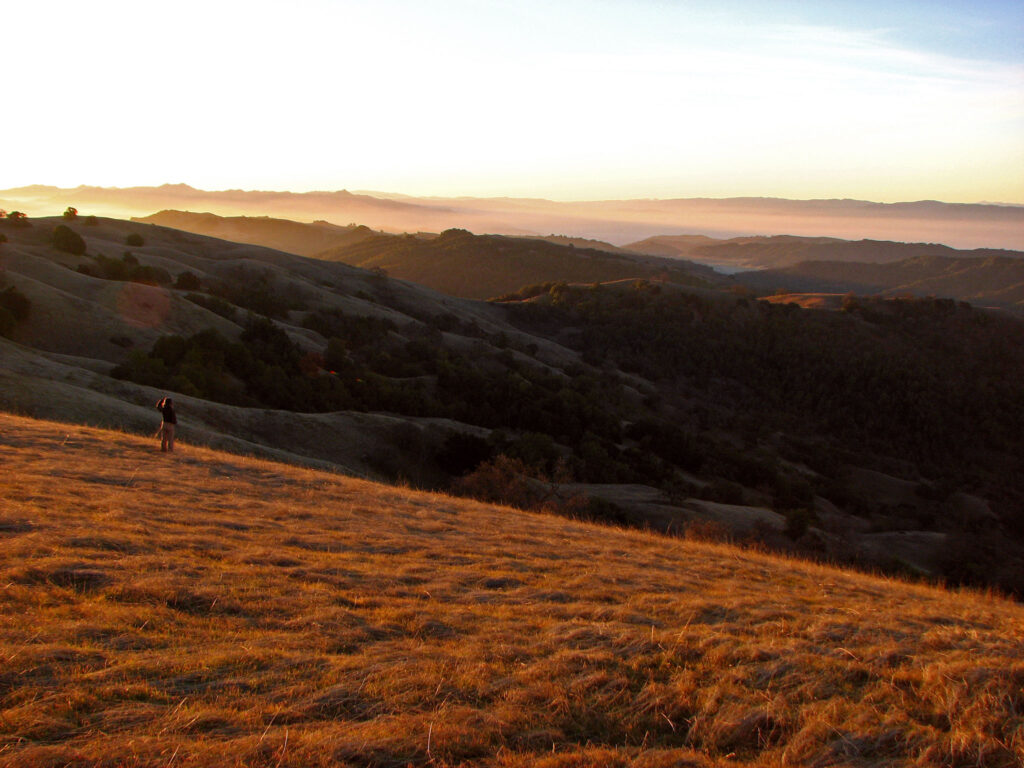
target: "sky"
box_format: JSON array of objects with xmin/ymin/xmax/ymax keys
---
[{"xmin": 3, "ymin": 0, "xmax": 1023, "ymax": 202}]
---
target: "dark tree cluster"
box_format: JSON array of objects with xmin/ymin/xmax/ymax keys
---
[
  {"xmin": 77, "ymin": 252, "xmax": 172, "ymax": 286},
  {"xmin": 0, "ymin": 282, "xmax": 31, "ymax": 338},
  {"xmin": 53, "ymin": 225, "xmax": 86, "ymax": 255}
]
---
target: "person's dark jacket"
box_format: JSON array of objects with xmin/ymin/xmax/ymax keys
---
[{"xmin": 157, "ymin": 399, "xmax": 177, "ymax": 424}]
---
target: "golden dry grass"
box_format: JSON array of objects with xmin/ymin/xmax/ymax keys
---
[{"xmin": 1, "ymin": 412, "xmax": 1022, "ymax": 767}]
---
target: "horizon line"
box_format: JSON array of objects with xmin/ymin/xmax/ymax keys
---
[{"xmin": 2, "ymin": 182, "xmax": 1023, "ymax": 209}]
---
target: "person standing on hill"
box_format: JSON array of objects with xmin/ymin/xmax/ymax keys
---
[{"xmin": 156, "ymin": 397, "xmax": 177, "ymax": 452}]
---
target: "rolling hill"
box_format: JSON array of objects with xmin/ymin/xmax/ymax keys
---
[
  {"xmin": 735, "ymin": 255, "xmax": 1024, "ymax": 311},
  {"xmin": 2, "ymin": 213, "xmax": 1024, "ymax": 597},
  {"xmin": 134, "ymin": 210, "xmax": 381, "ymax": 257},
  {"xmin": 132, "ymin": 211, "xmax": 721, "ymax": 300},
  {"xmin": 312, "ymin": 227, "xmax": 722, "ymax": 299},
  {"xmin": 1, "ymin": 412, "xmax": 1021, "ymax": 766},
  {"xmin": 626, "ymin": 234, "xmax": 1024, "ymax": 271}
]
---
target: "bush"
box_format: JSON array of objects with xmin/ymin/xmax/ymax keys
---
[
  {"xmin": 74, "ymin": 253, "xmax": 170, "ymax": 285},
  {"xmin": 0, "ymin": 233, "xmax": 6, "ymax": 244},
  {"xmin": 684, "ymin": 518, "xmax": 733, "ymax": 543},
  {"xmin": 53, "ymin": 225, "xmax": 86, "ymax": 255},
  {"xmin": 451, "ymin": 455, "xmax": 541, "ymax": 509},
  {"xmin": 185, "ymin": 293, "xmax": 236, "ymax": 321},
  {"xmin": 437, "ymin": 431, "xmax": 493, "ymax": 476},
  {"xmin": 125, "ymin": 233, "xmax": 145, "ymax": 247},
  {"xmin": 783, "ymin": 508, "xmax": 817, "ymax": 540},
  {"xmin": 208, "ymin": 271, "xmax": 299, "ymax": 318},
  {"xmin": 130, "ymin": 265, "xmax": 172, "ymax": 286},
  {"xmin": 0, "ymin": 286, "xmax": 31, "ymax": 322},
  {"xmin": 63, "ymin": 207, "xmax": 78, "ymax": 220},
  {"xmin": 175, "ymin": 271, "xmax": 201, "ymax": 290}
]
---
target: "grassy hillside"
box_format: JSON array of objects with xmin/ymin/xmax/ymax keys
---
[
  {"xmin": 2, "ymin": 413, "xmax": 1022, "ymax": 767},
  {"xmin": 314, "ymin": 228, "xmax": 721, "ymax": 300}
]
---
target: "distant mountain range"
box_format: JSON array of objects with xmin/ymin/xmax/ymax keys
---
[{"xmin": 4, "ymin": 183, "xmax": 1023, "ymax": 250}]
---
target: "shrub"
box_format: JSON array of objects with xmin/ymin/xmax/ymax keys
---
[
  {"xmin": 208, "ymin": 271, "xmax": 299, "ymax": 318},
  {"xmin": 684, "ymin": 518, "xmax": 733, "ymax": 542},
  {"xmin": 53, "ymin": 225, "xmax": 86, "ymax": 255},
  {"xmin": 84, "ymin": 215, "xmax": 99, "ymax": 226},
  {"xmin": 185, "ymin": 293, "xmax": 236, "ymax": 321},
  {"xmin": 130, "ymin": 265, "xmax": 172, "ymax": 286},
  {"xmin": 699, "ymin": 479, "xmax": 745, "ymax": 505},
  {"xmin": 125, "ymin": 233, "xmax": 144, "ymax": 247},
  {"xmin": 451, "ymin": 455, "xmax": 540, "ymax": 509},
  {"xmin": 63, "ymin": 207, "xmax": 78, "ymax": 220},
  {"xmin": 175, "ymin": 271, "xmax": 201, "ymax": 290},
  {"xmin": 0, "ymin": 286, "xmax": 31, "ymax": 322},
  {"xmin": 783, "ymin": 508, "xmax": 817, "ymax": 540},
  {"xmin": 437, "ymin": 431, "xmax": 494, "ymax": 476},
  {"xmin": 0, "ymin": 233, "xmax": 6, "ymax": 244}
]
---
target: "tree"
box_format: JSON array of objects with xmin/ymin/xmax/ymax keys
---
[
  {"xmin": 6, "ymin": 211, "xmax": 28, "ymax": 226},
  {"xmin": 125, "ymin": 232, "xmax": 144, "ymax": 247},
  {"xmin": 63, "ymin": 207, "xmax": 78, "ymax": 220},
  {"xmin": 53, "ymin": 224, "xmax": 86, "ymax": 255},
  {"xmin": 0, "ymin": 285, "xmax": 31, "ymax": 338}
]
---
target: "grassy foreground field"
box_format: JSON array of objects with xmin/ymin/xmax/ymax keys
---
[{"xmin": 1, "ymin": 413, "xmax": 1021, "ymax": 767}]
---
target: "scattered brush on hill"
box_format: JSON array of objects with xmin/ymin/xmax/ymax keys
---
[{"xmin": 1, "ymin": 413, "xmax": 1022, "ymax": 767}]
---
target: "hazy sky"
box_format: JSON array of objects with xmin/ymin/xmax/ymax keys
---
[{"xmin": 5, "ymin": 0, "xmax": 1023, "ymax": 202}]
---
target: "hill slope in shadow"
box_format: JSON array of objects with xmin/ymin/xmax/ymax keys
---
[{"xmin": 1, "ymin": 412, "xmax": 1021, "ymax": 767}]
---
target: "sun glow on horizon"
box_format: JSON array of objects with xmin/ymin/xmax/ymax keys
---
[{"xmin": 3, "ymin": 0, "xmax": 1023, "ymax": 204}]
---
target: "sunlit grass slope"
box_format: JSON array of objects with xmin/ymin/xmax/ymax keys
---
[{"xmin": 1, "ymin": 413, "xmax": 1021, "ymax": 767}]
